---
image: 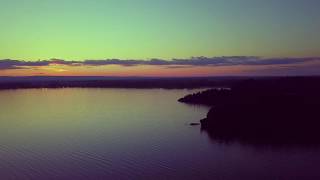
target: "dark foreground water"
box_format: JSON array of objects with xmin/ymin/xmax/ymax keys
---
[{"xmin": 0, "ymin": 88, "xmax": 319, "ymax": 180}]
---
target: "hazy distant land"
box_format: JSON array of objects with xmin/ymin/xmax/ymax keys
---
[
  {"xmin": 0, "ymin": 76, "xmax": 318, "ymax": 90},
  {"xmin": 0, "ymin": 76, "xmax": 254, "ymax": 89}
]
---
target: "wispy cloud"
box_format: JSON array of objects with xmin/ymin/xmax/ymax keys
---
[
  {"xmin": 0, "ymin": 56, "xmax": 319, "ymax": 70},
  {"xmin": 0, "ymin": 59, "xmax": 50, "ymax": 70}
]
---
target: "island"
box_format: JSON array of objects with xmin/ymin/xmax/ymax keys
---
[{"xmin": 179, "ymin": 77, "xmax": 320, "ymax": 145}]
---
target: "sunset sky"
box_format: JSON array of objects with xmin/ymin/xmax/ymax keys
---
[{"xmin": 1, "ymin": 0, "xmax": 320, "ymax": 76}]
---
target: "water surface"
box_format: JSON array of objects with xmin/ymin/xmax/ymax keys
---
[{"xmin": 0, "ymin": 88, "xmax": 319, "ymax": 180}]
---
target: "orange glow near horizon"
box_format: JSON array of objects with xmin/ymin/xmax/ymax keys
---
[
  {"xmin": 0, "ymin": 64, "xmax": 256, "ymax": 77},
  {"xmin": 2, "ymin": 59, "xmax": 319, "ymax": 77}
]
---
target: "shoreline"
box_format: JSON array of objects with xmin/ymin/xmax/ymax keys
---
[
  {"xmin": 0, "ymin": 76, "xmax": 318, "ymax": 90},
  {"xmin": 179, "ymin": 77, "xmax": 320, "ymax": 145}
]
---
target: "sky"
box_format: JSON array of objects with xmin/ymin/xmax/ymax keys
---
[{"xmin": 0, "ymin": 0, "xmax": 320, "ymax": 76}]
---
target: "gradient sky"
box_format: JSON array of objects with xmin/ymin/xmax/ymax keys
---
[{"xmin": 1, "ymin": 0, "xmax": 320, "ymax": 76}]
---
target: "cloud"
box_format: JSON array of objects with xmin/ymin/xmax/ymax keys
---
[
  {"xmin": 0, "ymin": 56, "xmax": 319, "ymax": 70},
  {"xmin": 0, "ymin": 59, "xmax": 80, "ymax": 70},
  {"xmin": 0, "ymin": 59, "xmax": 51, "ymax": 70},
  {"xmin": 59, "ymin": 56, "xmax": 320, "ymax": 67}
]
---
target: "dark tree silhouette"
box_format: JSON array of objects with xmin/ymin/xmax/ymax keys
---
[{"xmin": 179, "ymin": 77, "xmax": 320, "ymax": 145}]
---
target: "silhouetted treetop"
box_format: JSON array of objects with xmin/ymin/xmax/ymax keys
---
[{"xmin": 179, "ymin": 77, "xmax": 320, "ymax": 145}]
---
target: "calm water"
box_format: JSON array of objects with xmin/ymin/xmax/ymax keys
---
[{"xmin": 0, "ymin": 88, "xmax": 320, "ymax": 180}]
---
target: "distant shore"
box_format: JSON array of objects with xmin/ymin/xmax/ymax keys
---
[
  {"xmin": 0, "ymin": 76, "xmax": 261, "ymax": 89},
  {"xmin": 1, "ymin": 76, "xmax": 319, "ymax": 90}
]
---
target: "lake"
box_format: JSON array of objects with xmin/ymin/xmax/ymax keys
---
[{"xmin": 0, "ymin": 88, "xmax": 319, "ymax": 180}]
